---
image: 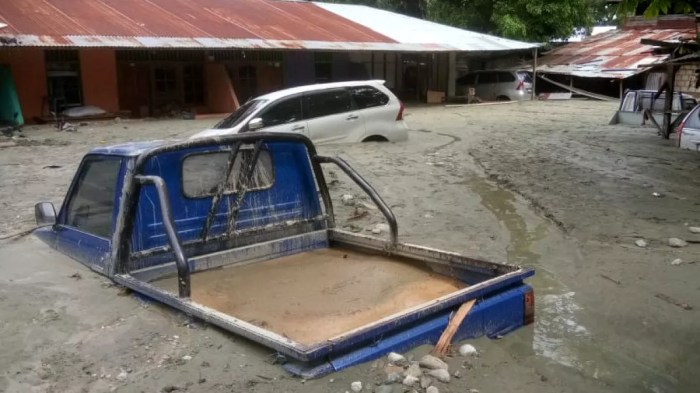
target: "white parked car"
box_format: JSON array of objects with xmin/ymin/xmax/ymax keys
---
[
  {"xmin": 675, "ymin": 103, "xmax": 700, "ymax": 152},
  {"xmin": 456, "ymin": 70, "xmax": 533, "ymax": 101},
  {"xmin": 192, "ymin": 80, "xmax": 408, "ymax": 144}
]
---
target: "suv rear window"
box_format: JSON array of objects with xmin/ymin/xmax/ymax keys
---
[
  {"xmin": 304, "ymin": 89, "xmax": 352, "ymax": 119},
  {"xmin": 182, "ymin": 148, "xmax": 274, "ymax": 198},
  {"xmin": 349, "ymin": 86, "xmax": 389, "ymax": 109}
]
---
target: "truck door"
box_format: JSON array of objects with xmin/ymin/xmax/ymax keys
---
[{"xmin": 55, "ymin": 156, "xmax": 123, "ymax": 272}]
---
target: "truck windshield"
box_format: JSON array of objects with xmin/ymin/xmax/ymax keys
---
[{"xmin": 214, "ymin": 99, "xmax": 267, "ymax": 129}]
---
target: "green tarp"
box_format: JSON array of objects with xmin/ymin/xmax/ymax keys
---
[{"xmin": 0, "ymin": 64, "xmax": 23, "ymax": 126}]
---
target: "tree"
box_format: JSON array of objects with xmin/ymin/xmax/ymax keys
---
[
  {"xmin": 426, "ymin": 0, "xmax": 597, "ymax": 42},
  {"xmin": 617, "ymin": 0, "xmax": 698, "ymax": 18}
]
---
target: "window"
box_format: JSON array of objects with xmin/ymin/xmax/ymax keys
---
[
  {"xmin": 477, "ymin": 72, "xmax": 497, "ymax": 84},
  {"xmin": 350, "ymin": 86, "xmax": 389, "ymax": 109},
  {"xmin": 685, "ymin": 108, "xmax": 700, "ymax": 129},
  {"xmin": 517, "ymin": 72, "xmax": 533, "ymax": 83},
  {"xmin": 214, "ymin": 99, "xmax": 267, "ymax": 129},
  {"xmin": 304, "ymin": 89, "xmax": 352, "ymax": 119},
  {"xmin": 497, "ymin": 72, "xmax": 516, "ymax": 83},
  {"xmin": 183, "ymin": 64, "xmax": 205, "ymax": 105},
  {"xmin": 45, "ymin": 50, "xmax": 82, "ymax": 112},
  {"xmin": 457, "ymin": 73, "xmax": 476, "ymax": 85},
  {"xmin": 315, "ymin": 52, "xmax": 333, "ymax": 83},
  {"xmin": 260, "ymin": 96, "xmax": 303, "ymax": 127},
  {"xmin": 154, "ymin": 67, "xmax": 177, "ymax": 95},
  {"xmin": 64, "ymin": 158, "xmax": 121, "ymax": 238},
  {"xmin": 182, "ymin": 149, "xmax": 274, "ymax": 198}
]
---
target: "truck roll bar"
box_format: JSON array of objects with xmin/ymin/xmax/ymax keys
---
[
  {"xmin": 135, "ymin": 175, "xmax": 191, "ymax": 298},
  {"xmin": 315, "ymin": 155, "xmax": 398, "ymax": 246}
]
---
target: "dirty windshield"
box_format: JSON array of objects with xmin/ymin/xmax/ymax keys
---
[{"xmin": 214, "ymin": 99, "xmax": 267, "ymax": 129}]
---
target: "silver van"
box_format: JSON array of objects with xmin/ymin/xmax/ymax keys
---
[{"xmin": 456, "ymin": 70, "xmax": 533, "ymax": 101}]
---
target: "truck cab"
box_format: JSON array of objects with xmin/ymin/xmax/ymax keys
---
[{"xmin": 34, "ymin": 132, "xmax": 535, "ymax": 378}]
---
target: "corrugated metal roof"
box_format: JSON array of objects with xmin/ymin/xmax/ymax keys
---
[
  {"xmin": 538, "ymin": 16, "xmax": 696, "ymax": 79},
  {"xmin": 315, "ymin": 2, "xmax": 537, "ymax": 52},
  {"xmin": 0, "ymin": 0, "xmax": 535, "ymax": 52}
]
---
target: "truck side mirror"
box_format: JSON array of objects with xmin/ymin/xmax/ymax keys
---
[
  {"xmin": 35, "ymin": 202, "xmax": 56, "ymax": 227},
  {"xmin": 248, "ymin": 118, "xmax": 264, "ymax": 131}
]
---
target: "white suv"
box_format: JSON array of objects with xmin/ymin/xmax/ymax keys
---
[
  {"xmin": 456, "ymin": 70, "xmax": 533, "ymax": 101},
  {"xmin": 192, "ymin": 80, "xmax": 408, "ymax": 144}
]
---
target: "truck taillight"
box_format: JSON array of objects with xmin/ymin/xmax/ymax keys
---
[
  {"xmin": 396, "ymin": 100, "xmax": 404, "ymax": 121},
  {"xmin": 524, "ymin": 289, "xmax": 535, "ymax": 325}
]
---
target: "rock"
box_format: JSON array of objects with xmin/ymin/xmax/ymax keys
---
[
  {"xmin": 420, "ymin": 376, "xmax": 432, "ymax": 388},
  {"xmin": 181, "ymin": 355, "xmax": 192, "ymax": 361},
  {"xmin": 418, "ymin": 355, "xmax": 448, "ymax": 370},
  {"xmin": 426, "ymin": 387, "xmax": 439, "ymax": 393},
  {"xmin": 387, "ymin": 352, "xmax": 404, "ymax": 363},
  {"xmin": 668, "ymin": 238, "xmax": 688, "ymax": 248},
  {"xmin": 427, "ymin": 369, "xmax": 450, "ymax": 383},
  {"xmin": 161, "ymin": 385, "xmax": 181, "ymax": 393},
  {"xmin": 404, "ymin": 363, "xmax": 422, "ymax": 378},
  {"xmin": 375, "ymin": 223, "xmax": 390, "ymax": 233},
  {"xmin": 116, "ymin": 369, "xmax": 127, "ymax": 381},
  {"xmin": 458, "ymin": 344, "xmax": 478, "ymax": 357},
  {"xmin": 671, "ymin": 258, "xmax": 683, "ymax": 266},
  {"xmin": 402, "ymin": 375, "xmax": 419, "ymax": 387},
  {"xmin": 689, "ymin": 227, "xmax": 700, "ymax": 234},
  {"xmin": 387, "ymin": 352, "xmax": 406, "ymax": 365},
  {"xmin": 634, "ymin": 239, "xmax": 647, "ymax": 248},
  {"xmin": 341, "ymin": 194, "xmax": 355, "ymax": 206},
  {"xmin": 351, "ymin": 381, "xmax": 363, "ymax": 392},
  {"xmin": 371, "ymin": 227, "xmax": 382, "ymax": 234},
  {"xmin": 453, "ymin": 370, "xmax": 461, "ymax": 379},
  {"xmin": 385, "ymin": 372, "xmax": 402, "ymax": 384}
]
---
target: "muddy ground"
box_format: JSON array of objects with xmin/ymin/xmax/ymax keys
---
[{"xmin": 1, "ymin": 100, "xmax": 699, "ymax": 393}]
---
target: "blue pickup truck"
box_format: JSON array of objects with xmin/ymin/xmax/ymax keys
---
[{"xmin": 33, "ymin": 132, "xmax": 535, "ymax": 378}]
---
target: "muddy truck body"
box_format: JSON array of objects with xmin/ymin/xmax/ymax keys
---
[{"xmin": 33, "ymin": 132, "xmax": 535, "ymax": 378}]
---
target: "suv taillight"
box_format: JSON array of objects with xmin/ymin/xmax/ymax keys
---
[
  {"xmin": 524, "ymin": 289, "xmax": 535, "ymax": 325},
  {"xmin": 517, "ymin": 80, "xmax": 524, "ymax": 91},
  {"xmin": 396, "ymin": 100, "xmax": 404, "ymax": 121},
  {"xmin": 676, "ymin": 117, "xmax": 686, "ymax": 147}
]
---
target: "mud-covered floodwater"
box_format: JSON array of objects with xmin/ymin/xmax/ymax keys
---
[
  {"xmin": 153, "ymin": 248, "xmax": 464, "ymax": 345},
  {"xmin": 1, "ymin": 100, "xmax": 699, "ymax": 393}
]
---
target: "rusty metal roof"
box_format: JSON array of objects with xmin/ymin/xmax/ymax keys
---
[
  {"xmin": 0, "ymin": 0, "xmax": 535, "ymax": 52},
  {"xmin": 538, "ymin": 16, "xmax": 697, "ymax": 79}
]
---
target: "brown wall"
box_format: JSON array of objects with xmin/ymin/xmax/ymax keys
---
[
  {"xmin": 79, "ymin": 49, "xmax": 119, "ymax": 112},
  {"xmin": 206, "ymin": 63, "xmax": 238, "ymax": 114},
  {"xmin": 0, "ymin": 48, "xmax": 47, "ymax": 122},
  {"xmin": 257, "ymin": 65, "xmax": 284, "ymax": 95}
]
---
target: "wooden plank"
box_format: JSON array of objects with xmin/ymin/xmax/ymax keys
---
[{"xmin": 432, "ymin": 299, "xmax": 476, "ymax": 357}]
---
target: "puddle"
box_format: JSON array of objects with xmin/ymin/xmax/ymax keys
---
[{"xmin": 464, "ymin": 174, "xmax": 680, "ymax": 391}]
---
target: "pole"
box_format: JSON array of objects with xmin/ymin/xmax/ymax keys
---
[
  {"xmin": 662, "ymin": 63, "xmax": 675, "ymax": 139},
  {"xmin": 532, "ymin": 47, "xmax": 538, "ymax": 100}
]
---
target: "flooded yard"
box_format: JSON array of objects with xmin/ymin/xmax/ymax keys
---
[{"xmin": 1, "ymin": 100, "xmax": 699, "ymax": 392}]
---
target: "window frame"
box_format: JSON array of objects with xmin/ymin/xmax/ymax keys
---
[
  {"xmin": 302, "ymin": 88, "xmax": 354, "ymax": 120},
  {"xmin": 256, "ymin": 94, "xmax": 304, "ymax": 128},
  {"xmin": 58, "ymin": 155, "xmax": 123, "ymax": 239},
  {"xmin": 180, "ymin": 147, "xmax": 276, "ymax": 200},
  {"xmin": 348, "ymin": 85, "xmax": 390, "ymax": 109}
]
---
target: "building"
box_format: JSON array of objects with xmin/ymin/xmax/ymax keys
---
[
  {"xmin": 0, "ymin": 0, "xmax": 535, "ymax": 124},
  {"xmin": 536, "ymin": 15, "xmax": 698, "ymax": 98}
]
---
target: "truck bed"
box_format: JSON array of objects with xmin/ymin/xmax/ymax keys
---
[{"xmin": 152, "ymin": 248, "xmax": 465, "ymax": 345}]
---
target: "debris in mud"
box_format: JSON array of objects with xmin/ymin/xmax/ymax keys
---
[
  {"xmin": 349, "ymin": 207, "xmax": 369, "ymax": 220},
  {"xmin": 161, "ymin": 385, "xmax": 182, "ymax": 392},
  {"xmin": 43, "ymin": 165, "xmax": 62, "ymax": 169},
  {"xmin": 404, "ymin": 363, "xmax": 422, "ymax": 379},
  {"xmin": 453, "ymin": 370, "xmax": 461, "ymax": 379},
  {"xmin": 668, "ymin": 238, "xmax": 688, "ymax": 248},
  {"xmin": 420, "ymin": 375, "xmax": 432, "ymax": 388},
  {"xmin": 69, "ymin": 272, "xmax": 82, "ymax": 280},
  {"xmin": 426, "ymin": 387, "xmax": 440, "ymax": 393},
  {"xmin": 655, "ymin": 293, "xmax": 692, "ymax": 310},
  {"xmin": 599, "ymin": 274, "xmax": 622, "ymax": 285},
  {"xmin": 385, "ymin": 372, "xmax": 402, "ymax": 384},
  {"xmin": 387, "ymin": 352, "xmax": 406, "ymax": 365},
  {"xmin": 671, "ymin": 258, "xmax": 683, "ymax": 266},
  {"xmin": 652, "ymin": 192, "xmax": 664, "ymax": 198},
  {"xmin": 375, "ymin": 386, "xmax": 394, "ymax": 393},
  {"xmin": 458, "ymin": 344, "xmax": 478, "ymax": 357},
  {"xmin": 350, "ymin": 381, "xmax": 363, "ymax": 392},
  {"xmin": 402, "ymin": 375, "xmax": 419, "ymax": 386},
  {"xmin": 634, "ymin": 239, "xmax": 648, "ymax": 248},
  {"xmin": 370, "ymin": 223, "xmax": 390, "ymax": 235},
  {"xmin": 341, "ymin": 194, "xmax": 355, "ymax": 206},
  {"xmin": 419, "ymin": 355, "xmax": 448, "ymax": 370},
  {"xmin": 427, "ymin": 368, "xmax": 450, "ymax": 383},
  {"xmin": 689, "ymin": 226, "xmax": 700, "ymax": 234},
  {"xmin": 182, "ymin": 355, "xmax": 192, "ymax": 361}
]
